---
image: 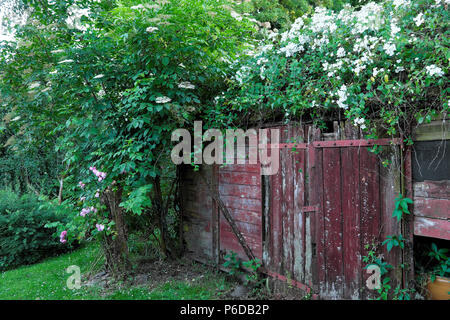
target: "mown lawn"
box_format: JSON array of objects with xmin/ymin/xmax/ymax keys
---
[{"xmin": 0, "ymin": 243, "xmax": 233, "ymax": 300}]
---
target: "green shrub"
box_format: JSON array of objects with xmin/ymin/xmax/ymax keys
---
[{"xmin": 0, "ymin": 190, "xmax": 74, "ymax": 271}]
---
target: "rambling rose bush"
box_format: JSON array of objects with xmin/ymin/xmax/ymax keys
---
[
  {"xmin": 50, "ymin": 165, "xmax": 115, "ymax": 246},
  {"xmin": 214, "ymin": 0, "xmax": 449, "ymax": 141}
]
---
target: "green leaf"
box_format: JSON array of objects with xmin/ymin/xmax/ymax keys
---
[{"xmin": 387, "ymin": 242, "xmax": 393, "ymax": 252}]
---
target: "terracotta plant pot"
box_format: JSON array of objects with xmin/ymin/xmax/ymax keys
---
[{"xmin": 427, "ymin": 276, "xmax": 450, "ymax": 300}]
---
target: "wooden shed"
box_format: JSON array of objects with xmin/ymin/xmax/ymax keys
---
[
  {"xmin": 180, "ymin": 120, "xmax": 449, "ymax": 299},
  {"xmin": 411, "ymin": 118, "xmax": 450, "ymax": 242}
]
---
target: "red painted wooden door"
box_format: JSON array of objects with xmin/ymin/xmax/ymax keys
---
[
  {"xmin": 265, "ymin": 139, "xmax": 402, "ymax": 299},
  {"xmin": 310, "ymin": 142, "xmax": 401, "ymax": 299}
]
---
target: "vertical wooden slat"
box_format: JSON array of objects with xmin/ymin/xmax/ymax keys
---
[
  {"xmin": 305, "ymin": 125, "xmax": 316, "ymax": 287},
  {"xmin": 271, "ymin": 141, "xmax": 283, "ymax": 273},
  {"xmin": 212, "ymin": 165, "xmax": 219, "ymax": 265},
  {"xmin": 305, "ymin": 211, "xmax": 312, "ymax": 287},
  {"xmin": 281, "ymin": 147, "xmax": 293, "ymax": 276},
  {"xmin": 314, "ymin": 147, "xmax": 326, "ymax": 293},
  {"xmin": 262, "ymin": 174, "xmax": 271, "ymax": 268},
  {"xmin": 293, "ymin": 148, "xmax": 306, "ymax": 283},
  {"xmin": 380, "ymin": 147, "xmax": 401, "ymax": 291},
  {"xmin": 344, "ymin": 121, "xmax": 360, "ymax": 140},
  {"xmin": 322, "ymin": 148, "xmax": 344, "ymax": 299},
  {"xmin": 359, "ymin": 147, "xmax": 381, "ymax": 299},
  {"xmin": 341, "ymin": 147, "xmax": 361, "ymax": 299}
]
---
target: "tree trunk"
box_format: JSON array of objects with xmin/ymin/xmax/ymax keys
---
[
  {"xmin": 153, "ymin": 175, "xmax": 168, "ymax": 257},
  {"xmin": 100, "ymin": 185, "xmax": 130, "ymax": 277}
]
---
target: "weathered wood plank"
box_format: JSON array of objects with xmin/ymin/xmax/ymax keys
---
[
  {"xmin": 219, "ymin": 183, "xmax": 261, "ymax": 200},
  {"xmin": 414, "ymin": 216, "xmax": 450, "ymax": 240},
  {"xmin": 413, "ymin": 197, "xmax": 450, "ymax": 220},
  {"xmin": 412, "ymin": 120, "xmax": 450, "ymax": 141},
  {"xmin": 322, "ymin": 147, "xmax": 343, "ymax": 299},
  {"xmin": 219, "ymin": 171, "xmax": 261, "ymax": 186},
  {"xmin": 344, "ymin": 121, "xmax": 360, "ymax": 140},
  {"xmin": 219, "ymin": 164, "xmax": 260, "ymax": 173},
  {"xmin": 271, "ymin": 151, "xmax": 283, "ymax": 273},
  {"xmin": 359, "ymin": 147, "xmax": 381, "ymax": 300},
  {"xmin": 283, "ymin": 147, "xmax": 294, "ymax": 278},
  {"xmin": 311, "ymin": 135, "xmax": 326, "ymax": 291},
  {"xmin": 220, "ymin": 195, "xmax": 261, "ymax": 212},
  {"xmin": 413, "ymin": 180, "xmax": 450, "ymax": 199},
  {"xmin": 220, "ymin": 221, "xmax": 262, "ymax": 239},
  {"xmin": 293, "ymin": 149, "xmax": 306, "ymax": 283},
  {"xmin": 223, "ymin": 208, "xmax": 261, "ymax": 225},
  {"xmin": 220, "ymin": 228, "xmax": 263, "ymax": 259},
  {"xmin": 380, "ymin": 148, "xmax": 402, "ymax": 293},
  {"xmin": 280, "ymin": 148, "xmax": 290, "ymax": 275},
  {"xmin": 341, "ymin": 147, "xmax": 361, "ymax": 299}
]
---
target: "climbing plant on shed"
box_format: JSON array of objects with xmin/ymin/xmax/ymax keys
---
[{"xmin": 212, "ymin": 0, "xmax": 449, "ymax": 140}]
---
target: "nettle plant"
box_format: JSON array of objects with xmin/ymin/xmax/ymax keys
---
[{"xmin": 214, "ymin": 0, "xmax": 449, "ymax": 139}]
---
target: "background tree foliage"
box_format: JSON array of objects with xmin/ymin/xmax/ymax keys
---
[{"xmin": 0, "ymin": 0, "xmax": 258, "ymax": 273}]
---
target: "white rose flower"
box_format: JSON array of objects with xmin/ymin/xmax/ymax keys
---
[
  {"xmin": 383, "ymin": 42, "xmax": 396, "ymax": 56},
  {"xmin": 413, "ymin": 13, "xmax": 425, "ymax": 27},
  {"xmin": 146, "ymin": 26, "xmax": 158, "ymax": 33},
  {"xmin": 131, "ymin": 4, "xmax": 145, "ymax": 10},
  {"xmin": 425, "ymin": 65, "xmax": 444, "ymax": 77},
  {"xmin": 155, "ymin": 96, "xmax": 172, "ymax": 104},
  {"xmin": 29, "ymin": 82, "xmax": 40, "ymax": 89},
  {"xmin": 230, "ymin": 11, "xmax": 242, "ymax": 21},
  {"xmin": 178, "ymin": 81, "xmax": 195, "ymax": 89}
]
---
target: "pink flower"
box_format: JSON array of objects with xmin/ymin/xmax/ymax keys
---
[
  {"xmin": 78, "ymin": 181, "xmax": 85, "ymax": 189},
  {"xmin": 95, "ymin": 190, "xmax": 100, "ymax": 198},
  {"xmin": 80, "ymin": 196, "xmax": 86, "ymax": 202},
  {"xmin": 80, "ymin": 207, "xmax": 89, "ymax": 217},
  {"xmin": 80, "ymin": 206, "xmax": 97, "ymax": 216},
  {"xmin": 89, "ymin": 165, "xmax": 107, "ymax": 182},
  {"xmin": 60, "ymin": 230, "xmax": 67, "ymax": 243},
  {"xmin": 95, "ymin": 224, "xmax": 105, "ymax": 232}
]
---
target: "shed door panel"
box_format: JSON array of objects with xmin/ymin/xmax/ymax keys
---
[
  {"xmin": 313, "ymin": 145, "xmax": 401, "ymax": 299},
  {"xmin": 266, "ymin": 147, "xmax": 310, "ymax": 284},
  {"xmin": 265, "ymin": 142, "xmax": 402, "ymax": 299},
  {"xmin": 218, "ymin": 164, "xmax": 263, "ymax": 261}
]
